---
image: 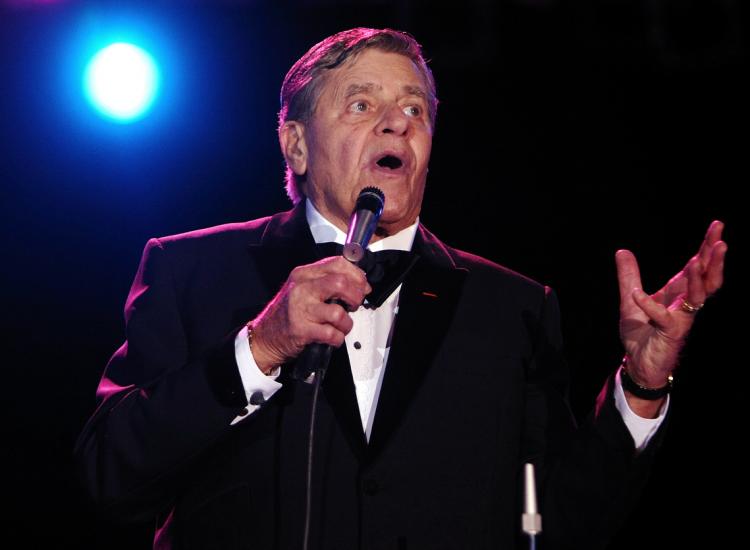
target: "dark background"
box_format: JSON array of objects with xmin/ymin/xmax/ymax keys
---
[{"xmin": 1, "ymin": 0, "xmax": 744, "ymax": 548}]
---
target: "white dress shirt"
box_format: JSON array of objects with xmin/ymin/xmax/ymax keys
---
[{"xmin": 232, "ymin": 200, "xmax": 667, "ymax": 449}]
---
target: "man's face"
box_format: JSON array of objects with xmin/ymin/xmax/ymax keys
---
[{"xmin": 283, "ymin": 49, "xmax": 433, "ymax": 237}]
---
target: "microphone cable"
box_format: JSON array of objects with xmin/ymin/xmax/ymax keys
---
[{"xmin": 300, "ymin": 187, "xmax": 384, "ymax": 550}]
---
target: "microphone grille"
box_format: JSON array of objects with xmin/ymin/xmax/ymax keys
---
[{"xmin": 356, "ymin": 187, "xmax": 385, "ymax": 214}]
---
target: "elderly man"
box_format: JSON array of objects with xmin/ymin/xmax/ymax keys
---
[{"xmin": 76, "ymin": 28, "xmax": 726, "ymax": 550}]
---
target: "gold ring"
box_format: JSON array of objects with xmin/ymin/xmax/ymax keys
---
[{"xmin": 680, "ymin": 299, "xmax": 704, "ymax": 314}]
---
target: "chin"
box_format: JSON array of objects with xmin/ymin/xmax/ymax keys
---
[{"xmin": 379, "ymin": 208, "xmax": 418, "ymax": 234}]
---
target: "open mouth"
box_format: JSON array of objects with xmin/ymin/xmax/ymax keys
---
[{"xmin": 375, "ymin": 154, "xmax": 404, "ymax": 170}]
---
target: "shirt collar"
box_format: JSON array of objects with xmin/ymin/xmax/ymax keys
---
[{"xmin": 305, "ymin": 199, "xmax": 418, "ymax": 252}]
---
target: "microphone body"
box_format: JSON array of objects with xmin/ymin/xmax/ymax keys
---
[
  {"xmin": 292, "ymin": 187, "xmax": 385, "ymax": 381},
  {"xmin": 343, "ymin": 187, "xmax": 385, "ymax": 264}
]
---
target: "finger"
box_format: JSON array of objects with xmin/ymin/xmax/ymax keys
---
[
  {"xmin": 683, "ymin": 256, "xmax": 707, "ymax": 312},
  {"xmin": 324, "ymin": 257, "xmax": 371, "ymax": 297},
  {"xmin": 704, "ymin": 240, "xmax": 727, "ymax": 296},
  {"xmin": 287, "ymin": 301, "xmax": 350, "ymax": 348},
  {"xmin": 654, "ymin": 221, "xmax": 724, "ymax": 305},
  {"xmin": 306, "ymin": 322, "xmax": 347, "ymax": 348},
  {"xmin": 290, "ymin": 256, "xmax": 368, "ymax": 285},
  {"xmin": 288, "ymin": 259, "xmax": 338, "ymax": 283},
  {"xmin": 315, "ymin": 272, "xmax": 370, "ymax": 310},
  {"xmin": 291, "ymin": 258, "xmax": 370, "ymax": 307},
  {"xmin": 652, "ymin": 270, "xmax": 686, "ymax": 307},
  {"xmin": 632, "ymin": 288, "xmax": 671, "ymax": 329},
  {"xmin": 616, "ymin": 250, "xmax": 645, "ymax": 315},
  {"xmin": 312, "ymin": 302, "xmax": 354, "ymax": 335},
  {"xmin": 697, "ymin": 220, "xmax": 724, "ymax": 267}
]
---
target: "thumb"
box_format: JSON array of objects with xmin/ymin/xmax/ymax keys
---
[{"xmin": 615, "ymin": 249, "xmax": 644, "ymax": 315}]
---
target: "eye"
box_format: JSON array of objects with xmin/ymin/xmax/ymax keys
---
[
  {"xmin": 349, "ymin": 100, "xmax": 369, "ymax": 113},
  {"xmin": 403, "ymin": 105, "xmax": 422, "ymax": 117}
]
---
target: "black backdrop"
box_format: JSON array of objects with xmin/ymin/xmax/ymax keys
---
[{"xmin": 0, "ymin": 1, "xmax": 744, "ymax": 548}]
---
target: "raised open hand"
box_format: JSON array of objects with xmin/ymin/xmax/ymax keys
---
[{"xmin": 615, "ymin": 221, "xmax": 726, "ymax": 393}]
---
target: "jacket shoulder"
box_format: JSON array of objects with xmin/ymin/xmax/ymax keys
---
[
  {"xmin": 131, "ymin": 215, "xmax": 276, "ymax": 279},
  {"xmin": 155, "ymin": 216, "xmax": 272, "ymax": 249},
  {"xmin": 419, "ymin": 224, "xmax": 547, "ymax": 296},
  {"xmin": 450, "ymin": 246, "xmax": 545, "ymax": 291}
]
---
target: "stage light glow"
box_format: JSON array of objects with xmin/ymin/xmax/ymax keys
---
[{"xmin": 83, "ymin": 43, "xmax": 160, "ymax": 123}]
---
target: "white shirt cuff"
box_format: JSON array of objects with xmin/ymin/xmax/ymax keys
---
[
  {"xmin": 230, "ymin": 325, "xmax": 283, "ymax": 425},
  {"xmin": 614, "ymin": 368, "xmax": 669, "ymax": 452}
]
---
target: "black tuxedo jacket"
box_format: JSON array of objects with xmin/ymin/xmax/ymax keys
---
[{"xmin": 76, "ymin": 203, "xmax": 662, "ymax": 550}]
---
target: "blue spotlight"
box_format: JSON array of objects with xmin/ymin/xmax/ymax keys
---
[{"xmin": 83, "ymin": 43, "xmax": 160, "ymax": 123}]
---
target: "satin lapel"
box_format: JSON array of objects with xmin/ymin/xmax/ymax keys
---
[
  {"xmin": 247, "ymin": 203, "xmax": 367, "ymax": 460},
  {"xmin": 247, "ymin": 203, "xmax": 319, "ymax": 295},
  {"xmin": 322, "ymin": 345, "xmax": 368, "ymax": 459},
  {"xmin": 367, "ymin": 228, "xmax": 468, "ymax": 460}
]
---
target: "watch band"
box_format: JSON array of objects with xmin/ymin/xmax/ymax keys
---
[{"xmin": 620, "ymin": 361, "xmax": 673, "ymax": 400}]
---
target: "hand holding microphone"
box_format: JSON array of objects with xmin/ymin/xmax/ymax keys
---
[{"xmin": 247, "ymin": 188, "xmax": 384, "ymax": 376}]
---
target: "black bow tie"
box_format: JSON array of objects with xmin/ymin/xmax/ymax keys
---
[{"xmin": 316, "ymin": 242, "xmax": 418, "ymax": 308}]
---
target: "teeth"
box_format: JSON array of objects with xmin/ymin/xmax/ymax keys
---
[{"xmin": 376, "ymin": 155, "xmax": 403, "ymax": 169}]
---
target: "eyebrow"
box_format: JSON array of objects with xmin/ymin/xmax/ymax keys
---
[
  {"xmin": 403, "ymin": 85, "xmax": 426, "ymax": 99},
  {"xmin": 343, "ymin": 82, "xmax": 427, "ymax": 100},
  {"xmin": 344, "ymin": 83, "xmax": 378, "ymax": 98}
]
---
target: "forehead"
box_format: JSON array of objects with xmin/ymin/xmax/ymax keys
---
[{"xmin": 320, "ymin": 49, "xmax": 427, "ymax": 101}]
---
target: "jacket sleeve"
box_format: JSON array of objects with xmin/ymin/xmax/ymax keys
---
[
  {"xmin": 74, "ymin": 238, "xmax": 249, "ymax": 522},
  {"xmin": 524, "ymin": 286, "xmax": 668, "ymax": 550}
]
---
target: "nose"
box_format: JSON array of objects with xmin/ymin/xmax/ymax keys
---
[{"xmin": 375, "ymin": 104, "xmax": 409, "ymax": 136}]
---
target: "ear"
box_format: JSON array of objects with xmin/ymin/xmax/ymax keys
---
[{"xmin": 279, "ymin": 121, "xmax": 308, "ymax": 177}]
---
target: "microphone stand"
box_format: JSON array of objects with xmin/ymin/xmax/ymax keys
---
[{"xmin": 522, "ymin": 463, "xmax": 542, "ymax": 550}]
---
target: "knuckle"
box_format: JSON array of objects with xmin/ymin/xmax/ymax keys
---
[
  {"xmin": 320, "ymin": 256, "xmax": 341, "ymax": 270},
  {"xmin": 330, "ymin": 274, "xmax": 347, "ymax": 292},
  {"xmin": 341, "ymin": 316, "xmax": 354, "ymax": 334},
  {"xmin": 329, "ymin": 329, "xmax": 345, "ymax": 347},
  {"xmin": 287, "ymin": 282, "xmax": 304, "ymax": 302},
  {"xmin": 322, "ymin": 325, "xmax": 339, "ymax": 344},
  {"xmin": 331, "ymin": 306, "xmax": 345, "ymax": 323}
]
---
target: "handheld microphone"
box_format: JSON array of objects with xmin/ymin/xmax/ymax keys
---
[
  {"xmin": 343, "ymin": 186, "xmax": 385, "ymax": 265},
  {"xmin": 298, "ymin": 187, "xmax": 385, "ymax": 550},
  {"xmin": 292, "ymin": 187, "xmax": 385, "ymax": 382}
]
